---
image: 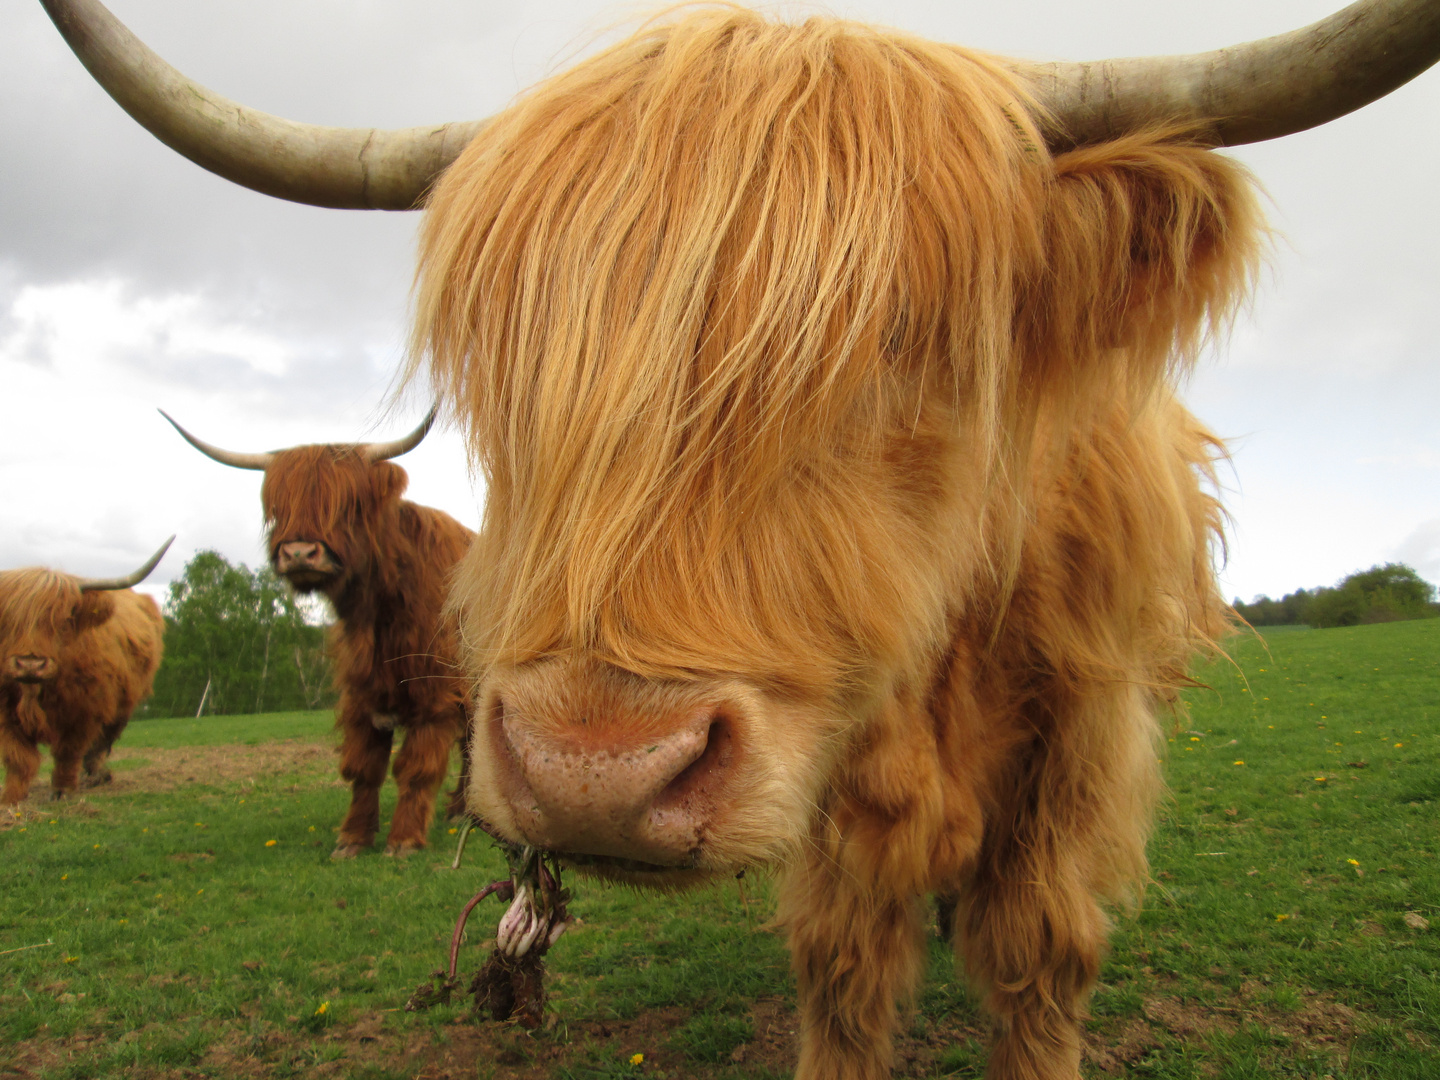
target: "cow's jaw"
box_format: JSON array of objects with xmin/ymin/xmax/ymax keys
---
[{"xmin": 470, "ymin": 659, "xmax": 839, "ymax": 885}]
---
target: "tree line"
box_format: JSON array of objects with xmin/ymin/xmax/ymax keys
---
[
  {"xmin": 1233, "ymin": 563, "xmax": 1440, "ymax": 629},
  {"xmin": 143, "ymin": 551, "xmax": 334, "ymax": 718}
]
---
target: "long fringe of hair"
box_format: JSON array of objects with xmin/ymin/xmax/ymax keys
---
[{"xmin": 409, "ymin": 5, "xmax": 1261, "ymax": 687}]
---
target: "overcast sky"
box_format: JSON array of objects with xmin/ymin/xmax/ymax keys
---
[{"xmin": 2, "ymin": 0, "xmax": 1437, "ymax": 606}]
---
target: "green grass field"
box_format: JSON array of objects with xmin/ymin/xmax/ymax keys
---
[{"xmin": 2, "ymin": 621, "xmax": 1436, "ymax": 1079}]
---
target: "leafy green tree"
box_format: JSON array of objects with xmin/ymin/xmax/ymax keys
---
[
  {"xmin": 146, "ymin": 550, "xmax": 333, "ymax": 718},
  {"xmin": 1306, "ymin": 563, "xmax": 1438, "ymax": 628},
  {"xmin": 1234, "ymin": 563, "xmax": 1438, "ymax": 630}
]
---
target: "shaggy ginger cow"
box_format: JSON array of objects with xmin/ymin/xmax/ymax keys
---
[
  {"xmin": 44, "ymin": 0, "xmax": 1440, "ymax": 1075},
  {"xmin": 162, "ymin": 412, "xmax": 474, "ymax": 857},
  {"xmin": 1, "ymin": 540, "xmax": 168, "ymax": 805}
]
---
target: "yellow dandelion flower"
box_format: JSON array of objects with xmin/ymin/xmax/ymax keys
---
[
  {"xmin": 629, "ymin": 1053, "xmax": 644, "ymax": 1066},
  {"xmin": 1314, "ymin": 777, "xmax": 1327, "ymax": 782},
  {"xmin": 1233, "ymin": 760, "xmax": 1245, "ymax": 766},
  {"xmin": 197, "ymin": 889, "xmax": 204, "ymax": 895},
  {"xmin": 93, "ymin": 843, "xmax": 100, "ymax": 849},
  {"xmin": 64, "ymin": 955, "xmax": 79, "ymax": 963},
  {"xmin": 309, "ymin": 826, "xmax": 316, "ymax": 832},
  {"xmin": 265, "ymin": 839, "xmax": 277, "ymax": 847},
  {"xmin": 61, "ymin": 874, "xmax": 68, "ymax": 880},
  {"xmin": 1276, "ymin": 914, "xmax": 1290, "ymax": 922},
  {"xmin": 448, "ymin": 827, "xmax": 457, "ymax": 834},
  {"xmin": 314, "ymin": 1001, "xmax": 329, "ymax": 1017},
  {"xmin": 1394, "ymin": 743, "xmax": 1403, "ymax": 748},
  {"xmin": 1346, "ymin": 859, "xmax": 1359, "ymax": 867},
  {"xmin": 1190, "ymin": 736, "xmax": 1200, "ymax": 742}
]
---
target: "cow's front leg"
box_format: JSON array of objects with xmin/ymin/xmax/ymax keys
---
[
  {"xmin": 81, "ymin": 716, "xmax": 127, "ymax": 787},
  {"xmin": 333, "ymin": 700, "xmax": 394, "ymax": 858},
  {"xmin": 48, "ymin": 731, "xmax": 87, "ymax": 799},
  {"xmin": 385, "ymin": 717, "xmax": 458, "ymax": 855},
  {"xmin": 779, "ymin": 857, "xmax": 926, "ymax": 1080},
  {"xmin": 0, "ymin": 729, "xmax": 41, "ymax": 806},
  {"xmin": 955, "ymin": 861, "xmax": 1104, "ymax": 1079}
]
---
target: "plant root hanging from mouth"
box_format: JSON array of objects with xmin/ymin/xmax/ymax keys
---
[{"xmin": 406, "ymin": 820, "xmax": 570, "ymax": 1029}]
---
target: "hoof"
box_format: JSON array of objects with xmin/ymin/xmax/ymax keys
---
[
  {"xmin": 383, "ymin": 840, "xmax": 422, "ymax": 858},
  {"xmin": 80, "ymin": 770, "xmax": 113, "ymax": 790},
  {"xmin": 49, "ymin": 789, "xmax": 70, "ymax": 802},
  {"xmin": 331, "ymin": 843, "xmax": 369, "ymax": 860}
]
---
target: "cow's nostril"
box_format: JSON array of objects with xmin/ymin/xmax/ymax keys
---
[{"xmin": 654, "ymin": 718, "xmax": 731, "ymax": 810}]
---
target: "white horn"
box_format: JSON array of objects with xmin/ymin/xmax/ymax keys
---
[
  {"xmin": 362, "ymin": 408, "xmax": 437, "ymax": 463},
  {"xmin": 160, "ymin": 409, "xmax": 276, "ymax": 471},
  {"xmin": 76, "ymin": 536, "xmax": 174, "ymax": 592}
]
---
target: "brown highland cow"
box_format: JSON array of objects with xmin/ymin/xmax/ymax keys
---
[
  {"xmin": 1, "ymin": 539, "xmax": 169, "ymax": 805},
  {"xmin": 161, "ymin": 411, "xmax": 474, "ymax": 857},
  {"xmin": 45, "ymin": 0, "xmax": 1440, "ymax": 1075}
]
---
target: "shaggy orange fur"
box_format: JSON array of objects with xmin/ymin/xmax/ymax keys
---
[
  {"xmin": 259, "ymin": 447, "xmax": 475, "ymax": 855},
  {"xmin": 409, "ymin": 8, "xmax": 1260, "ymax": 1078},
  {"xmin": 0, "ymin": 570, "xmax": 164, "ymax": 804}
]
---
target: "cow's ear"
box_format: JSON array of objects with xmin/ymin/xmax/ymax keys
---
[
  {"xmin": 72, "ymin": 591, "xmax": 117, "ymax": 632},
  {"xmin": 370, "ymin": 462, "xmax": 410, "ymax": 505},
  {"xmin": 1024, "ymin": 134, "xmax": 1263, "ymax": 391}
]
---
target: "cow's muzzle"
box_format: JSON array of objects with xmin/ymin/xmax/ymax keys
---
[
  {"xmin": 4, "ymin": 655, "xmax": 56, "ymax": 683},
  {"xmin": 495, "ymin": 703, "xmax": 736, "ymax": 868},
  {"xmin": 275, "ymin": 540, "xmax": 341, "ymax": 585}
]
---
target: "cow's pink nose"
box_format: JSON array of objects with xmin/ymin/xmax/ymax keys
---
[
  {"xmin": 500, "ymin": 707, "xmax": 733, "ymax": 866},
  {"xmin": 277, "ymin": 541, "xmax": 324, "ymax": 571},
  {"xmin": 6, "ymin": 655, "xmax": 54, "ymax": 680}
]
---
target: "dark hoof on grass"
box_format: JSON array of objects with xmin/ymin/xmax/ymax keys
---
[
  {"xmin": 331, "ymin": 843, "xmax": 369, "ymax": 860},
  {"xmin": 383, "ymin": 840, "xmax": 422, "ymax": 858},
  {"xmin": 49, "ymin": 789, "xmax": 70, "ymax": 802}
]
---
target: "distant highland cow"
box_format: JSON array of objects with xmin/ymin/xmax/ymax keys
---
[
  {"xmin": 162, "ymin": 410, "xmax": 474, "ymax": 857},
  {"xmin": 1, "ymin": 539, "xmax": 169, "ymax": 805}
]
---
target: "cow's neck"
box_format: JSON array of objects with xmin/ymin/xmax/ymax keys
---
[{"xmin": 328, "ymin": 563, "xmax": 404, "ymax": 638}]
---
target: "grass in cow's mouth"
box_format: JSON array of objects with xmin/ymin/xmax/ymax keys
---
[{"xmin": 1, "ymin": 620, "xmax": 1437, "ymax": 1078}]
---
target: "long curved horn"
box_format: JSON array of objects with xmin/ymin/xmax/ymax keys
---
[
  {"xmin": 76, "ymin": 535, "xmax": 174, "ymax": 593},
  {"xmin": 43, "ymin": 0, "xmax": 1440, "ymax": 175},
  {"xmin": 159, "ymin": 409, "xmax": 275, "ymax": 471},
  {"xmin": 1022, "ymin": 0, "xmax": 1440, "ymax": 148},
  {"xmin": 361, "ymin": 408, "xmax": 437, "ymax": 463},
  {"xmin": 40, "ymin": 0, "xmax": 485, "ymax": 209}
]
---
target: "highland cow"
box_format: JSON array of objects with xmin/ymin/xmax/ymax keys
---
[
  {"xmin": 1, "ymin": 539, "xmax": 169, "ymax": 805},
  {"xmin": 44, "ymin": 0, "xmax": 1440, "ymax": 1075},
  {"xmin": 161, "ymin": 411, "xmax": 474, "ymax": 857}
]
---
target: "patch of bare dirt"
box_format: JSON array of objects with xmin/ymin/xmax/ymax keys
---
[
  {"xmin": 0, "ymin": 980, "xmax": 1392, "ymax": 1080},
  {"xmin": 1078, "ymin": 979, "xmax": 1371, "ymax": 1076},
  {"xmin": 6, "ymin": 740, "xmax": 335, "ymax": 812}
]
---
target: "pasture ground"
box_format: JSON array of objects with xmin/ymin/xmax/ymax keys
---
[{"xmin": 1, "ymin": 620, "xmax": 1437, "ymax": 1079}]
